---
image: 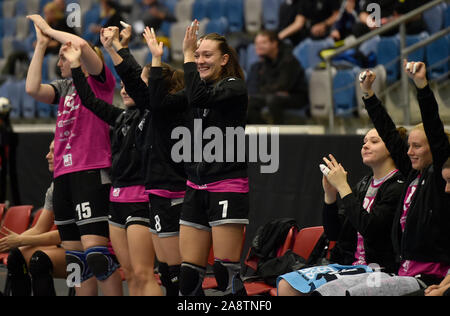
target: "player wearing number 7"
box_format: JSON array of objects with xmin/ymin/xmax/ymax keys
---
[
  {"xmin": 177, "ymin": 21, "xmax": 249, "ymax": 296},
  {"xmin": 360, "ymin": 60, "xmax": 450, "ymax": 287}
]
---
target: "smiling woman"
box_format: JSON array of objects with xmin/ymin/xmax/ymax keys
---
[
  {"xmin": 178, "ymin": 21, "xmax": 249, "ymax": 296},
  {"xmin": 360, "ymin": 61, "xmax": 450, "ymax": 288}
]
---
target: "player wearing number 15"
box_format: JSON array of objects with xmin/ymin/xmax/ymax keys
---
[
  {"xmin": 60, "ymin": 26, "xmax": 163, "ymax": 296},
  {"xmin": 25, "ymin": 14, "xmax": 122, "ymax": 295}
]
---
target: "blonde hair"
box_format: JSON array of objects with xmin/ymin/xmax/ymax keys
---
[{"xmin": 411, "ymin": 123, "xmax": 450, "ymax": 142}]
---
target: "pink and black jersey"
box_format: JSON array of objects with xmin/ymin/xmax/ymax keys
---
[{"xmin": 50, "ymin": 66, "xmax": 115, "ymax": 178}]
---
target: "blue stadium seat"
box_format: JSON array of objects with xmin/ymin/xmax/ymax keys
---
[
  {"xmin": 160, "ymin": 21, "xmax": 172, "ymax": 37},
  {"xmin": 245, "ymin": 43, "xmax": 259, "ymax": 74},
  {"xmin": 0, "ymin": 79, "xmax": 22, "ymax": 119},
  {"xmin": 333, "ymin": 67, "xmax": 360, "ymax": 117},
  {"xmin": 192, "ymin": 0, "xmax": 208, "ymax": 21},
  {"xmin": 21, "ymin": 82, "xmax": 36, "ymax": 118},
  {"xmin": 445, "ymin": 4, "xmax": 450, "ymax": 27},
  {"xmin": 3, "ymin": 17, "xmax": 17, "ymax": 37},
  {"xmin": 15, "ymin": 0, "xmax": 27, "ymax": 16},
  {"xmin": 165, "ymin": 0, "xmax": 178, "ymax": 15},
  {"xmin": 226, "ymin": 0, "xmax": 244, "ymax": 33},
  {"xmin": 406, "ymin": 32, "xmax": 429, "ymax": 62},
  {"xmin": 376, "ymin": 36, "xmax": 400, "ymax": 83},
  {"xmin": 205, "ymin": 17, "xmax": 228, "ymax": 35},
  {"xmin": 292, "ymin": 38, "xmax": 334, "ymax": 70},
  {"xmin": 426, "ymin": 35, "xmax": 449, "ymax": 80},
  {"xmin": 423, "ymin": 4, "xmax": 445, "ymax": 34},
  {"xmin": 206, "ymin": 0, "xmax": 227, "ymax": 20},
  {"xmin": 82, "ymin": 4, "xmax": 101, "ymax": 43},
  {"xmin": 262, "ymin": 0, "xmax": 280, "ymax": 30},
  {"xmin": 37, "ymin": 101, "xmax": 52, "ymax": 118}
]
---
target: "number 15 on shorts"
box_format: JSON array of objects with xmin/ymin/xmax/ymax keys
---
[
  {"xmin": 219, "ymin": 200, "xmax": 228, "ymax": 218},
  {"xmin": 76, "ymin": 202, "xmax": 92, "ymax": 220}
]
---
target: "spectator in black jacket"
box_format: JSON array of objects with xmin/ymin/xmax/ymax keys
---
[
  {"xmin": 278, "ymin": 0, "xmax": 340, "ymax": 46},
  {"xmin": 247, "ymin": 30, "xmax": 308, "ymax": 124},
  {"xmin": 360, "ymin": 61, "xmax": 450, "ymax": 288},
  {"xmin": 277, "ymin": 128, "xmax": 405, "ymax": 295},
  {"xmin": 60, "ymin": 27, "xmax": 163, "ymax": 296}
]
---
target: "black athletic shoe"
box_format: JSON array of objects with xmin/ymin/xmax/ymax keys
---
[{"xmin": 231, "ymin": 273, "xmax": 247, "ymax": 296}]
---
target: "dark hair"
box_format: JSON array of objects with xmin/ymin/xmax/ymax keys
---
[
  {"xmin": 397, "ymin": 126, "xmax": 408, "ymax": 141},
  {"xmin": 145, "ymin": 62, "xmax": 185, "ymax": 94},
  {"xmin": 444, "ymin": 157, "xmax": 450, "ymax": 170},
  {"xmin": 198, "ymin": 33, "xmax": 245, "ymax": 81},
  {"xmin": 256, "ymin": 30, "xmax": 279, "ymax": 44}
]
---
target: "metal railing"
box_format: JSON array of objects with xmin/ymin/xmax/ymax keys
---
[{"xmin": 323, "ymin": 0, "xmax": 450, "ymax": 132}]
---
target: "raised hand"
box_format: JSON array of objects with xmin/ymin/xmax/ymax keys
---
[
  {"xmin": 403, "ymin": 59, "xmax": 427, "ymax": 89},
  {"xmin": 61, "ymin": 42, "xmax": 82, "ymax": 68},
  {"xmin": 120, "ymin": 21, "xmax": 132, "ymax": 48},
  {"xmin": 27, "ymin": 14, "xmax": 51, "ymax": 34},
  {"xmin": 359, "ymin": 69, "xmax": 376, "ymax": 99},
  {"xmin": 183, "ymin": 20, "xmax": 199, "ymax": 60},
  {"xmin": 101, "ymin": 27, "xmax": 120, "ymax": 50},
  {"xmin": 143, "ymin": 27, "xmax": 164, "ymax": 58},
  {"xmin": 322, "ymin": 154, "xmax": 352, "ymax": 198}
]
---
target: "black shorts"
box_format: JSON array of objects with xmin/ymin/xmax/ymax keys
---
[
  {"xmin": 149, "ymin": 194, "xmax": 183, "ymax": 238},
  {"xmin": 53, "ymin": 169, "xmax": 110, "ymax": 241},
  {"xmin": 109, "ymin": 202, "xmax": 150, "ymax": 229},
  {"xmin": 180, "ymin": 187, "xmax": 249, "ymax": 231}
]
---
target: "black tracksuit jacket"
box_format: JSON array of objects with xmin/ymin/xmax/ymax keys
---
[
  {"xmin": 182, "ymin": 62, "xmax": 248, "ymax": 185},
  {"xmin": 323, "ymin": 172, "xmax": 405, "ymax": 273},
  {"xmin": 363, "ymin": 85, "xmax": 450, "ymax": 266},
  {"xmin": 114, "ymin": 48, "xmax": 188, "ymax": 193}
]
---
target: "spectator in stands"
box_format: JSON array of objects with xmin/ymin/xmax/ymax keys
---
[
  {"xmin": 40, "ymin": 1, "xmax": 77, "ymax": 55},
  {"xmin": 330, "ymin": 0, "xmax": 360, "ymax": 41},
  {"xmin": 277, "ymin": 128, "xmax": 406, "ymax": 295},
  {"xmin": 247, "ymin": 30, "xmax": 308, "ymax": 124},
  {"xmin": 26, "ymin": 14, "xmax": 123, "ymax": 296},
  {"xmin": 360, "ymin": 61, "xmax": 450, "ymax": 289},
  {"xmin": 353, "ymin": 0, "xmax": 426, "ymax": 37},
  {"xmin": 1, "ymin": 140, "xmax": 68, "ymax": 296},
  {"xmin": 88, "ymin": 0, "xmax": 124, "ymax": 46},
  {"xmin": 130, "ymin": 0, "xmax": 176, "ymax": 35},
  {"xmin": 278, "ymin": 0, "xmax": 341, "ymax": 47}
]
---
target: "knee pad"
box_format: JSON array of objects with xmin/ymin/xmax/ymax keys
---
[
  {"xmin": 85, "ymin": 246, "xmax": 119, "ymax": 281},
  {"xmin": 179, "ymin": 262, "xmax": 206, "ymax": 296},
  {"xmin": 66, "ymin": 250, "xmax": 93, "ymax": 283},
  {"xmin": 212, "ymin": 259, "xmax": 241, "ymax": 293},
  {"xmin": 7, "ymin": 248, "xmax": 28, "ymax": 277},
  {"xmin": 29, "ymin": 251, "xmax": 53, "ymax": 277}
]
